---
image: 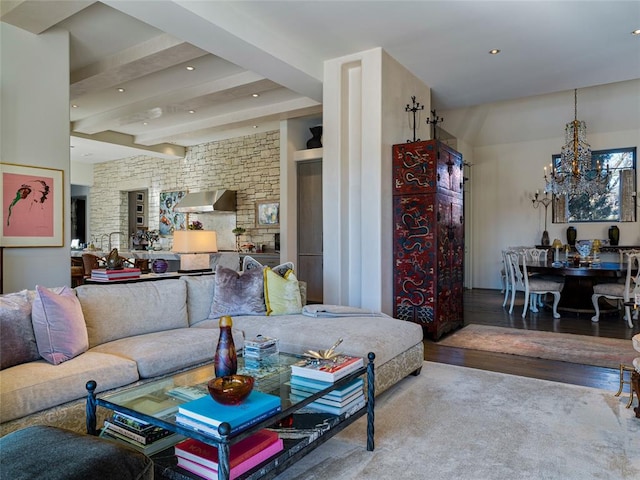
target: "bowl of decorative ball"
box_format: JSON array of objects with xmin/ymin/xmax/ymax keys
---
[{"xmin": 207, "ymin": 375, "xmax": 255, "ymax": 405}]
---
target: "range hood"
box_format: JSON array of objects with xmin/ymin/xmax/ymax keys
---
[{"xmin": 174, "ymin": 190, "xmax": 236, "ymax": 213}]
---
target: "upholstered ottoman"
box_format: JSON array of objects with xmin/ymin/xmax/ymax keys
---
[{"xmin": 0, "ymin": 425, "xmax": 153, "ymax": 479}]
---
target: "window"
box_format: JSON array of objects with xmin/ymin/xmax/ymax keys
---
[{"xmin": 552, "ymin": 147, "xmax": 636, "ymax": 223}]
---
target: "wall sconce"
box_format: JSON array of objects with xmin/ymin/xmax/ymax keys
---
[{"xmin": 172, "ymin": 230, "xmax": 217, "ymax": 273}]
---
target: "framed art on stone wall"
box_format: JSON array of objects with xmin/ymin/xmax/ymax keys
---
[
  {"xmin": 159, "ymin": 190, "xmax": 187, "ymax": 236},
  {"xmin": 1, "ymin": 163, "xmax": 64, "ymax": 247},
  {"xmin": 256, "ymin": 200, "xmax": 279, "ymax": 227}
]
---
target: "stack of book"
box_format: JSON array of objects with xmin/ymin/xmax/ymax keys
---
[
  {"xmin": 175, "ymin": 429, "xmax": 284, "ymax": 480},
  {"xmin": 90, "ymin": 267, "xmax": 141, "ymax": 281},
  {"xmin": 290, "ymin": 354, "xmax": 364, "ymax": 383},
  {"xmin": 175, "ymin": 390, "xmax": 282, "ymax": 438},
  {"xmin": 244, "ymin": 335, "xmax": 279, "ymax": 369},
  {"xmin": 99, "ymin": 411, "xmax": 184, "ymax": 455},
  {"xmin": 289, "ymin": 354, "xmax": 365, "ymax": 415},
  {"xmin": 289, "ymin": 376, "xmax": 366, "ymax": 415}
]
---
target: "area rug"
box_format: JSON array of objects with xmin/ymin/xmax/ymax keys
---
[
  {"xmin": 274, "ymin": 362, "xmax": 640, "ymax": 480},
  {"xmin": 436, "ymin": 324, "xmax": 638, "ymax": 369}
]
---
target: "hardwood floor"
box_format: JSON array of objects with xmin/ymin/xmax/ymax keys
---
[{"xmin": 423, "ymin": 288, "xmax": 639, "ymax": 393}]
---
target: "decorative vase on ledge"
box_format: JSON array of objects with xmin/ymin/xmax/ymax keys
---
[{"xmin": 306, "ymin": 125, "xmax": 323, "ymax": 149}]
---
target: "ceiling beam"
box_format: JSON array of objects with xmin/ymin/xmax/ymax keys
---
[
  {"xmin": 104, "ymin": 0, "xmax": 322, "ymax": 103},
  {"xmin": 71, "ymin": 34, "xmax": 208, "ymax": 98},
  {"xmin": 0, "ymin": 0, "xmax": 92, "ymax": 34}
]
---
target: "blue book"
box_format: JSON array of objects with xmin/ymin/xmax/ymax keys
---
[
  {"xmin": 290, "ymin": 376, "xmax": 363, "ymax": 397},
  {"xmin": 177, "ymin": 391, "xmax": 281, "ymax": 429}
]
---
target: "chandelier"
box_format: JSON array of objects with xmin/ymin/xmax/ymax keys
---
[{"xmin": 544, "ymin": 89, "xmax": 609, "ymax": 196}]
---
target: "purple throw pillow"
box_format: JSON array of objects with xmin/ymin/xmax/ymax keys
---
[{"xmin": 31, "ymin": 285, "xmax": 88, "ymax": 365}]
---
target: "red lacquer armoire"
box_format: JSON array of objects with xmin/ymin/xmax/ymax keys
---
[{"xmin": 392, "ymin": 139, "xmax": 465, "ymax": 339}]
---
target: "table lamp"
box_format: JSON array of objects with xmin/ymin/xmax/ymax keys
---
[
  {"xmin": 552, "ymin": 238, "xmax": 563, "ymax": 263},
  {"xmin": 172, "ymin": 230, "xmax": 217, "ymax": 273}
]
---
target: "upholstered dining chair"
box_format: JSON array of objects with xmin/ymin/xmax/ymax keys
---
[
  {"xmin": 592, "ymin": 252, "xmax": 640, "ymax": 327},
  {"xmin": 505, "ymin": 250, "xmax": 564, "ymax": 318}
]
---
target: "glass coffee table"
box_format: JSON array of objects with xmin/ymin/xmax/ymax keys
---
[{"xmin": 86, "ymin": 351, "xmax": 375, "ymax": 480}]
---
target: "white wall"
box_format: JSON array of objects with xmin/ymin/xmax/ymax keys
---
[
  {"xmin": 323, "ymin": 47, "xmax": 431, "ymax": 314},
  {"xmin": 1, "ymin": 24, "xmax": 70, "ymax": 292},
  {"xmin": 442, "ymin": 80, "xmax": 640, "ymax": 290}
]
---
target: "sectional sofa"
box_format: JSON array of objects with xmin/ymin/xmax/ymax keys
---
[{"xmin": 0, "ymin": 268, "xmax": 424, "ymax": 437}]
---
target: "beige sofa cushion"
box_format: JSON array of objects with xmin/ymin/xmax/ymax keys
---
[
  {"xmin": 195, "ymin": 314, "xmax": 423, "ymax": 368},
  {"xmin": 183, "ymin": 275, "xmax": 216, "ymax": 326},
  {"xmin": 90, "ymin": 328, "xmax": 245, "ymax": 378},
  {"xmin": 0, "ymin": 352, "xmax": 138, "ymax": 423},
  {"xmin": 76, "ymin": 280, "xmax": 188, "ymax": 348}
]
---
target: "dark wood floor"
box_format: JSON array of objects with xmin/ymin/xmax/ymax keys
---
[{"xmin": 423, "ymin": 288, "xmax": 639, "ymax": 393}]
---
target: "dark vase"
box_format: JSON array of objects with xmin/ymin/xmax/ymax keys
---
[
  {"xmin": 151, "ymin": 258, "xmax": 168, "ymax": 273},
  {"xmin": 541, "ymin": 231, "xmax": 550, "ymax": 246},
  {"xmin": 608, "ymin": 225, "xmax": 620, "ymax": 246},
  {"xmin": 306, "ymin": 125, "xmax": 323, "ymax": 149},
  {"xmin": 214, "ymin": 316, "xmax": 237, "ymax": 378},
  {"xmin": 566, "ymin": 226, "xmax": 577, "ymax": 246}
]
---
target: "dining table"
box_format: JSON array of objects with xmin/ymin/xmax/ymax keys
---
[{"xmin": 526, "ymin": 260, "xmax": 628, "ymax": 313}]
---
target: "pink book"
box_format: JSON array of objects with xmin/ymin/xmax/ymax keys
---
[
  {"xmin": 175, "ymin": 429, "xmax": 279, "ymax": 470},
  {"xmin": 176, "ymin": 438, "xmax": 284, "ymax": 479}
]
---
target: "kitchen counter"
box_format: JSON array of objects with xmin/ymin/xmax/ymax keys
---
[{"xmin": 71, "ymin": 250, "xmax": 240, "ymax": 272}]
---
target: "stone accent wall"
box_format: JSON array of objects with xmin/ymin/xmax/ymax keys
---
[{"xmin": 89, "ymin": 131, "xmax": 280, "ymax": 252}]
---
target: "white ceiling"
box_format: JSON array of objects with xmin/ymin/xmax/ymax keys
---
[{"xmin": 2, "ymin": 1, "xmax": 639, "ymax": 164}]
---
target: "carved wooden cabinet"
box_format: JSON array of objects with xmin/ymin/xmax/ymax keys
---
[{"xmin": 392, "ymin": 140, "xmax": 464, "ymax": 339}]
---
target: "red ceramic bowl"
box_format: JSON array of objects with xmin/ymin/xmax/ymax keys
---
[{"xmin": 207, "ymin": 375, "xmax": 254, "ymax": 405}]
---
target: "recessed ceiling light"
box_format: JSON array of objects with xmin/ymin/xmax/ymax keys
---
[
  {"xmin": 143, "ymin": 122, "xmax": 148, "ymax": 125},
  {"xmin": 188, "ymin": 110, "xmax": 196, "ymax": 114},
  {"xmin": 186, "ymin": 65, "xmax": 195, "ymax": 71},
  {"xmin": 488, "ymin": 49, "xmax": 501, "ymax": 55},
  {"xmin": 82, "ymin": 153, "xmax": 93, "ymax": 157},
  {"xmin": 71, "ymin": 104, "xmax": 78, "ymax": 108},
  {"xmin": 117, "ymin": 88, "xmax": 125, "ymax": 93},
  {"xmin": 632, "ymin": 29, "xmax": 640, "ymax": 36},
  {"xmin": 252, "ymin": 93, "xmax": 259, "ymax": 98},
  {"xmin": 253, "ymin": 125, "xmax": 258, "ymax": 128}
]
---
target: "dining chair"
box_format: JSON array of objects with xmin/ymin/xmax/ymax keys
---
[
  {"xmin": 82, "ymin": 253, "xmax": 104, "ymax": 278},
  {"xmin": 501, "ymin": 250, "xmax": 513, "ymax": 307},
  {"xmin": 505, "ymin": 250, "xmax": 564, "ymax": 318},
  {"xmin": 592, "ymin": 252, "xmax": 640, "ymax": 327}
]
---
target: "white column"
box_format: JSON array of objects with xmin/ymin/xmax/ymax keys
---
[{"xmin": 323, "ymin": 48, "xmax": 430, "ymax": 314}]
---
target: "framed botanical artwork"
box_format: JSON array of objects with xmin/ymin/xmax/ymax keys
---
[
  {"xmin": 256, "ymin": 200, "xmax": 279, "ymax": 227},
  {"xmin": 159, "ymin": 190, "xmax": 187, "ymax": 236},
  {"xmin": 1, "ymin": 163, "xmax": 64, "ymax": 247}
]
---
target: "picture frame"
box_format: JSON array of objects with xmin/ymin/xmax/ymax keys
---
[
  {"xmin": 1, "ymin": 163, "xmax": 64, "ymax": 247},
  {"xmin": 136, "ymin": 215, "xmax": 145, "ymax": 226},
  {"xmin": 136, "ymin": 192, "xmax": 145, "ymax": 203},
  {"xmin": 256, "ymin": 200, "xmax": 280, "ymax": 227},
  {"xmin": 159, "ymin": 190, "xmax": 187, "ymax": 236}
]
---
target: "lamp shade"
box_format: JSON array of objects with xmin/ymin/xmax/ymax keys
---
[
  {"xmin": 551, "ymin": 238, "xmax": 563, "ymax": 249},
  {"xmin": 172, "ymin": 230, "xmax": 218, "ymax": 253}
]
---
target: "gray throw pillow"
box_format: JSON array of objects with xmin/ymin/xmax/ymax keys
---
[
  {"xmin": 209, "ymin": 265, "xmax": 266, "ymax": 318},
  {"xmin": 0, "ymin": 290, "xmax": 41, "ymax": 369},
  {"xmin": 242, "ymin": 255, "xmax": 294, "ymax": 276}
]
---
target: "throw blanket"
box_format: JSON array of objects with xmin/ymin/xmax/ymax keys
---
[{"xmin": 302, "ymin": 304, "xmax": 390, "ymax": 318}]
